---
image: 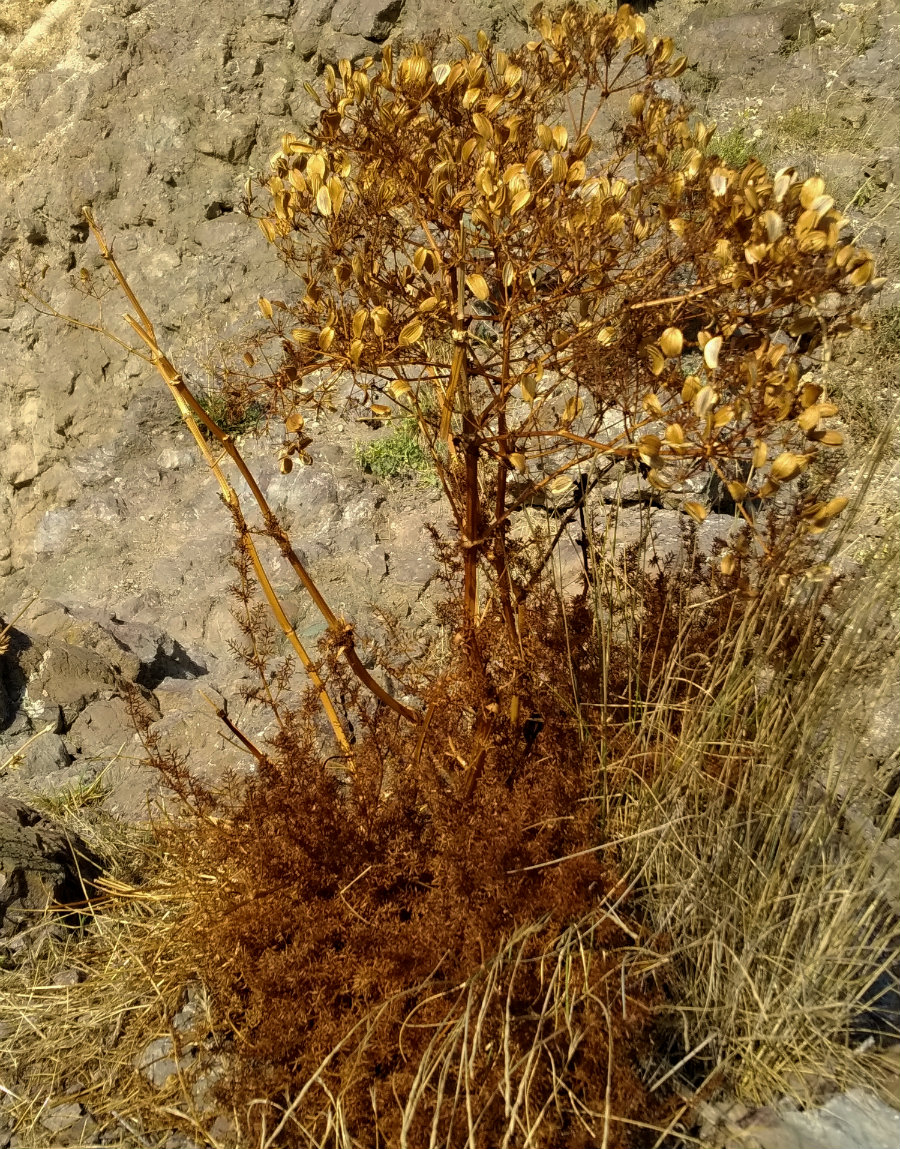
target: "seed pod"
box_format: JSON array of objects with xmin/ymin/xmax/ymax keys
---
[
  {"xmin": 770, "ymin": 452, "xmax": 806, "ymax": 482},
  {"xmin": 684, "ymin": 501, "xmax": 708, "ymax": 523},
  {"xmin": 659, "ymin": 327, "xmax": 684, "ymax": 358}
]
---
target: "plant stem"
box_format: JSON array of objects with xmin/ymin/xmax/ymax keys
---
[
  {"xmin": 82, "ymin": 208, "xmax": 417, "ymax": 727},
  {"xmin": 454, "ymin": 223, "xmax": 480, "ymax": 625}
]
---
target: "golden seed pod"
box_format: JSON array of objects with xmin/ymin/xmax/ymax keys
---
[
  {"xmin": 472, "ymin": 113, "xmax": 493, "ymax": 141},
  {"xmin": 307, "ymin": 153, "xmax": 326, "ymax": 182},
  {"xmin": 510, "ymin": 188, "xmax": 532, "ymax": 215},
  {"xmin": 799, "ymin": 175, "xmax": 826, "ymax": 209},
  {"xmin": 684, "ymin": 501, "xmax": 708, "ymax": 523},
  {"xmin": 770, "ymin": 452, "xmax": 807, "ymax": 482},
  {"xmin": 703, "ymin": 336, "xmax": 723, "ymax": 371},
  {"xmin": 509, "ymin": 452, "xmax": 527, "ymax": 473},
  {"xmin": 398, "ymin": 319, "xmax": 424, "ymax": 347},
  {"xmin": 848, "ymin": 260, "xmax": 874, "ymax": 286},
  {"xmin": 562, "ymin": 395, "xmax": 584, "ymax": 426},
  {"xmin": 566, "ymin": 160, "xmax": 586, "ymax": 186},
  {"xmin": 327, "ymin": 176, "xmax": 345, "ymax": 216},
  {"xmin": 643, "ymin": 392, "xmax": 664, "ymax": 417},
  {"xmin": 809, "ymin": 429, "xmax": 844, "ymax": 446},
  {"xmin": 465, "ymin": 274, "xmax": 490, "ymax": 301},
  {"xmin": 316, "ymin": 185, "xmax": 332, "ymax": 216},
  {"xmin": 371, "ymin": 307, "xmax": 391, "ymax": 336},
  {"xmin": 637, "ymin": 434, "xmax": 661, "ymax": 464},
  {"xmin": 726, "ymin": 481, "xmax": 748, "ymax": 503},
  {"xmin": 646, "ymin": 344, "xmax": 665, "ymax": 376},
  {"xmin": 693, "ymin": 384, "xmax": 718, "ymax": 418},
  {"xmin": 659, "ymin": 327, "xmax": 683, "ymax": 358}
]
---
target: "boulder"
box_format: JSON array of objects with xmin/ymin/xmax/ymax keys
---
[{"xmin": 680, "ymin": 3, "xmax": 817, "ymax": 84}]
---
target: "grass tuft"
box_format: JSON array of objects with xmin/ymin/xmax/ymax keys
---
[
  {"xmin": 195, "ymin": 385, "xmax": 265, "ymax": 438},
  {"xmin": 355, "ymin": 417, "xmax": 434, "ymax": 482},
  {"xmin": 609, "ymin": 429, "xmax": 900, "ymax": 1107},
  {"xmin": 711, "ymin": 125, "xmax": 768, "ymax": 168},
  {"xmin": 0, "ymin": 814, "xmax": 201, "ymax": 1148}
]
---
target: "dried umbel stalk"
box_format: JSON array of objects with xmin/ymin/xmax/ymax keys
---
[{"xmin": 236, "ymin": 1, "xmax": 875, "ymax": 637}]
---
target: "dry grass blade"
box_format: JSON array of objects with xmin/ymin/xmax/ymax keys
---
[
  {"xmin": 0, "ymin": 818, "xmax": 207, "ymax": 1148},
  {"xmin": 610, "ymin": 426, "xmax": 900, "ymax": 1105}
]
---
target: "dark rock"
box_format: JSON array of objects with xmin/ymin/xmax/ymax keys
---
[
  {"xmin": 315, "ymin": 28, "xmax": 381, "ymax": 67},
  {"xmin": 19, "ymin": 640, "xmax": 121, "ymax": 728},
  {"xmin": 330, "ymin": 0, "xmax": 405, "ymax": 42},
  {"xmin": 1, "ymin": 732, "xmax": 71, "ymax": 780},
  {"xmin": 682, "ymin": 3, "xmax": 816, "ymax": 83},
  {"xmin": 65, "ymin": 697, "xmax": 141, "ymax": 760},
  {"xmin": 39, "ymin": 1101, "xmax": 86, "ymax": 1135},
  {"xmin": 290, "ymin": 0, "xmax": 338, "ymax": 60},
  {"xmin": 0, "ymin": 798, "xmax": 102, "ymax": 941}
]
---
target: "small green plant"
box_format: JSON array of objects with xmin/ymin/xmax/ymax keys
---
[
  {"xmin": 711, "ymin": 124, "xmax": 767, "ymax": 168},
  {"xmin": 355, "ymin": 417, "xmax": 434, "ymax": 480},
  {"xmin": 33, "ymin": 770, "xmax": 110, "ymax": 819},
  {"xmin": 195, "ymin": 385, "xmax": 264, "ymax": 437},
  {"xmin": 679, "ymin": 64, "xmax": 718, "ymax": 101},
  {"xmin": 765, "ymin": 101, "xmax": 863, "ymax": 162}
]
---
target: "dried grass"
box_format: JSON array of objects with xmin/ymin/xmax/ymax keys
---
[
  {"xmin": 0, "ymin": 817, "xmax": 203, "ymax": 1148},
  {"xmin": 609, "ymin": 421, "xmax": 900, "ymax": 1109}
]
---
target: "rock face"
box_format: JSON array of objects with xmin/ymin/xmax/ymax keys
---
[
  {"xmin": 0, "ymin": 0, "xmax": 895, "ymax": 812},
  {"xmin": 0, "ymin": 796, "xmax": 102, "ymax": 943}
]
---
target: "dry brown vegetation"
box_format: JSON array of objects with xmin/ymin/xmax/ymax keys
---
[{"xmin": 7, "ymin": 4, "xmax": 898, "ymax": 1147}]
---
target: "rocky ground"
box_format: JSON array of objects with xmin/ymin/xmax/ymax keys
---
[{"xmin": 0, "ymin": 1, "xmax": 898, "ymax": 1146}]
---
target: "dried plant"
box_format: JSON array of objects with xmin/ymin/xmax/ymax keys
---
[
  {"xmin": 232, "ymin": 0, "xmax": 877, "ymax": 640},
  {"xmin": 10, "ymin": 6, "xmax": 893, "ymax": 1146}
]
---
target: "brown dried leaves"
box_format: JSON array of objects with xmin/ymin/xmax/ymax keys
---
[{"xmin": 241, "ymin": 0, "xmax": 874, "ymax": 545}]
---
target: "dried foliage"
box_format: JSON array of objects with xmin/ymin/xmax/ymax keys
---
[
  {"xmin": 233, "ymin": 0, "xmax": 877, "ymax": 633},
  {"xmin": 141, "ymin": 555, "xmax": 683, "ymax": 1147}
]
